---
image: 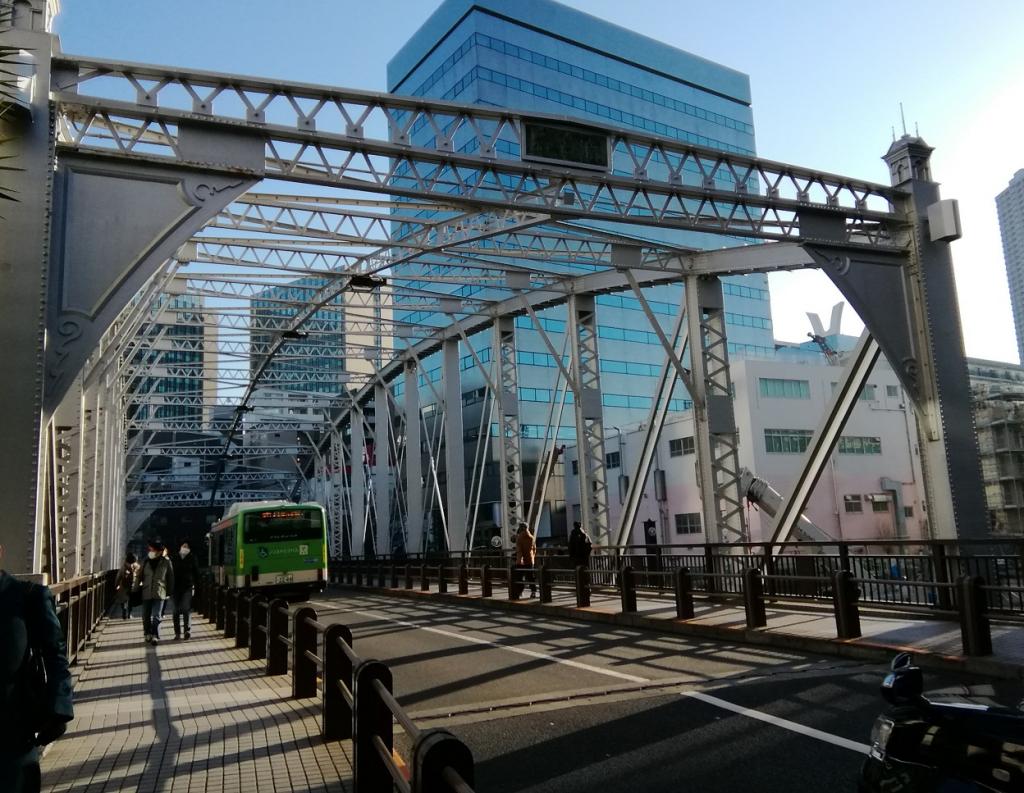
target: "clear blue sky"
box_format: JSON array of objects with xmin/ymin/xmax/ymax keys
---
[{"xmin": 55, "ymin": 1, "xmax": 1024, "ymax": 361}]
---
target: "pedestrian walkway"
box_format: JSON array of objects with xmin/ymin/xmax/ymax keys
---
[{"xmin": 42, "ymin": 613, "xmax": 352, "ymax": 793}]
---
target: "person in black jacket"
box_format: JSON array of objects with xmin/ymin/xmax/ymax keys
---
[
  {"xmin": 170, "ymin": 540, "xmax": 200, "ymax": 640},
  {"xmin": 0, "ymin": 543, "xmax": 74, "ymax": 793}
]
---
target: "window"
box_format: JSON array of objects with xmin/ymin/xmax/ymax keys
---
[
  {"xmin": 838, "ymin": 436, "xmax": 882, "ymax": 455},
  {"xmin": 764, "ymin": 429, "xmax": 813, "ymax": 454},
  {"xmin": 843, "ymin": 495, "xmax": 863, "ymax": 514},
  {"xmin": 606, "ymin": 451, "xmax": 620, "ymax": 469},
  {"xmin": 759, "ymin": 378, "xmax": 810, "ymax": 399},
  {"xmin": 669, "ymin": 436, "xmax": 695, "ymax": 457},
  {"xmin": 903, "ymin": 505, "xmax": 914, "ymax": 518},
  {"xmin": 674, "ymin": 513, "xmax": 702, "ymax": 535},
  {"xmin": 870, "ymin": 495, "xmax": 891, "ymax": 513},
  {"xmin": 886, "ymin": 385, "xmax": 899, "ymax": 398}
]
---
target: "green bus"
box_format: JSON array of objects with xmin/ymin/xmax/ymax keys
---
[{"xmin": 208, "ymin": 501, "xmax": 328, "ymax": 597}]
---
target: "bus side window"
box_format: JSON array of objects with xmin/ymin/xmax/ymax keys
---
[{"xmin": 225, "ymin": 527, "xmax": 235, "ymax": 566}]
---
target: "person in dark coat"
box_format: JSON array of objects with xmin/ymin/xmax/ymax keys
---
[
  {"xmin": 568, "ymin": 521, "xmax": 593, "ymax": 569},
  {"xmin": 134, "ymin": 539, "xmax": 174, "ymax": 645},
  {"xmin": 170, "ymin": 540, "xmax": 200, "ymax": 640},
  {"xmin": 0, "ymin": 543, "xmax": 74, "ymax": 793},
  {"xmin": 113, "ymin": 552, "xmax": 139, "ymax": 619}
]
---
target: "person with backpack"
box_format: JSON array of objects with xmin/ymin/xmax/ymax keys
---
[
  {"xmin": 568, "ymin": 521, "xmax": 593, "ymax": 569},
  {"xmin": 113, "ymin": 552, "xmax": 139, "ymax": 620},
  {"xmin": 0, "ymin": 543, "xmax": 74, "ymax": 792},
  {"xmin": 170, "ymin": 539, "xmax": 200, "ymax": 640},
  {"xmin": 134, "ymin": 540, "xmax": 174, "ymax": 645},
  {"xmin": 514, "ymin": 523, "xmax": 537, "ymax": 598}
]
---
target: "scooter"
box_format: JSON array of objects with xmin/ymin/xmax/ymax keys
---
[{"xmin": 860, "ymin": 653, "xmax": 1024, "ymax": 792}]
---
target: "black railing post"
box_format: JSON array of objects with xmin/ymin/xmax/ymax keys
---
[
  {"xmin": 508, "ymin": 561, "xmax": 519, "ymax": 600},
  {"xmin": 481, "ymin": 564, "xmax": 492, "ymax": 598},
  {"xmin": 291, "ymin": 606, "xmax": 318, "ymax": 698},
  {"xmin": 832, "ymin": 570, "xmax": 861, "ymax": 639},
  {"xmin": 420, "ymin": 564, "xmax": 429, "ymax": 591},
  {"xmin": 377, "ymin": 563, "xmax": 386, "ymax": 588},
  {"xmin": 352, "ymin": 659, "xmax": 394, "ymax": 793},
  {"xmin": 404, "ymin": 564, "xmax": 413, "ymax": 590},
  {"xmin": 932, "ymin": 543, "xmax": 953, "ymax": 610},
  {"xmin": 355, "ymin": 564, "xmax": 363, "ymax": 587},
  {"xmin": 575, "ymin": 566, "xmax": 591, "ymax": 608},
  {"xmin": 322, "ymin": 623, "xmax": 354, "ymax": 740},
  {"xmin": 250, "ymin": 598, "xmax": 268, "ymax": 661},
  {"xmin": 411, "ymin": 729, "xmax": 476, "ymax": 793},
  {"xmin": 266, "ymin": 599, "xmax": 289, "ymax": 676},
  {"xmin": 762, "ymin": 544, "xmax": 777, "ymax": 598},
  {"xmin": 438, "ymin": 565, "xmax": 448, "ymax": 594},
  {"xmin": 224, "ymin": 590, "xmax": 238, "ymax": 639},
  {"xmin": 236, "ymin": 594, "xmax": 250, "ymax": 648},
  {"xmin": 743, "ymin": 568, "xmax": 767, "ymax": 629},
  {"xmin": 838, "ymin": 542, "xmax": 851, "ymax": 572},
  {"xmin": 458, "ymin": 563, "xmax": 469, "ymax": 595},
  {"xmin": 620, "ymin": 565, "xmax": 637, "ymax": 613},
  {"xmin": 959, "ymin": 575, "xmax": 992, "ymax": 656},
  {"xmin": 390, "ymin": 563, "xmax": 398, "ymax": 589},
  {"xmin": 674, "ymin": 567, "xmax": 694, "ymax": 619},
  {"xmin": 704, "ymin": 545, "xmax": 717, "ymax": 594},
  {"xmin": 215, "ymin": 586, "xmax": 226, "ymax": 630}
]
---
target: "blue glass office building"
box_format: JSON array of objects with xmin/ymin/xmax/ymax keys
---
[{"xmin": 388, "ymin": 0, "xmax": 774, "ymax": 537}]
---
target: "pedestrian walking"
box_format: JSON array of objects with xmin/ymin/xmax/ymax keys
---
[
  {"xmin": 568, "ymin": 521, "xmax": 593, "ymax": 569},
  {"xmin": 171, "ymin": 540, "xmax": 200, "ymax": 640},
  {"xmin": 113, "ymin": 553, "xmax": 139, "ymax": 620},
  {"xmin": 0, "ymin": 543, "xmax": 74, "ymax": 793},
  {"xmin": 514, "ymin": 523, "xmax": 537, "ymax": 598},
  {"xmin": 135, "ymin": 540, "xmax": 174, "ymax": 645}
]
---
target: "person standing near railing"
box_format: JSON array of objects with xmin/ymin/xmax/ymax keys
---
[
  {"xmin": 171, "ymin": 540, "xmax": 200, "ymax": 640},
  {"xmin": 0, "ymin": 543, "xmax": 74, "ymax": 793},
  {"xmin": 568, "ymin": 522, "xmax": 593, "ymax": 569},
  {"xmin": 113, "ymin": 553, "xmax": 139, "ymax": 620},
  {"xmin": 515, "ymin": 523, "xmax": 537, "ymax": 598},
  {"xmin": 134, "ymin": 540, "xmax": 174, "ymax": 646}
]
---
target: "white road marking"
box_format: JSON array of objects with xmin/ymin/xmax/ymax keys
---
[
  {"xmin": 350, "ymin": 607, "xmax": 650, "ymax": 684},
  {"xmin": 681, "ymin": 690, "xmax": 871, "ymax": 754}
]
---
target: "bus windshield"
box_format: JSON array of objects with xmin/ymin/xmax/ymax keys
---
[{"xmin": 243, "ymin": 508, "xmax": 323, "ymax": 544}]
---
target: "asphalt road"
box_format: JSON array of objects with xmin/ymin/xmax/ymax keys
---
[{"xmin": 309, "ymin": 590, "xmax": 1024, "ymax": 793}]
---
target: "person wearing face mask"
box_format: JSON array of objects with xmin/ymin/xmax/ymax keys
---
[
  {"xmin": 134, "ymin": 540, "xmax": 174, "ymax": 645},
  {"xmin": 170, "ymin": 540, "xmax": 200, "ymax": 640}
]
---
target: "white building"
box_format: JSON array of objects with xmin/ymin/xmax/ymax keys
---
[{"xmin": 564, "ymin": 358, "xmax": 927, "ymax": 546}]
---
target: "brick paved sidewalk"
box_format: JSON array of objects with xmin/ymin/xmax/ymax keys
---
[{"xmin": 42, "ymin": 612, "xmax": 352, "ymax": 793}]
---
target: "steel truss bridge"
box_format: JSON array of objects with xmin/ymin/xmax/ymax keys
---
[{"xmin": 0, "ymin": 1, "xmax": 987, "ymax": 580}]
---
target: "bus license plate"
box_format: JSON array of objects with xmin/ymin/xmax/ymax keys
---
[{"xmin": 274, "ymin": 573, "xmax": 294, "ymax": 584}]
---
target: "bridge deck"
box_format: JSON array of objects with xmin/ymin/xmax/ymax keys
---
[{"xmin": 42, "ymin": 614, "xmax": 351, "ymax": 793}]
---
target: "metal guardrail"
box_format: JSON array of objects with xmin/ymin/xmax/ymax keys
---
[
  {"xmin": 332, "ymin": 557, "xmax": 1007, "ymax": 659},
  {"xmin": 193, "ymin": 580, "xmax": 475, "ymax": 793},
  {"xmin": 50, "ymin": 570, "xmax": 115, "ymax": 664},
  {"xmin": 335, "ymin": 538, "xmax": 1024, "ymax": 617}
]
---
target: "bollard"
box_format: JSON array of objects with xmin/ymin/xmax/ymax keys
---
[
  {"xmin": 620, "ymin": 565, "xmax": 637, "ymax": 613},
  {"xmin": 481, "ymin": 564, "xmax": 492, "ymax": 598},
  {"xmin": 420, "ymin": 564, "xmax": 430, "ymax": 591},
  {"xmin": 832, "ymin": 570, "xmax": 861, "ymax": 639},
  {"xmin": 743, "ymin": 568, "xmax": 767, "ymax": 629},
  {"xmin": 674, "ymin": 567, "xmax": 694, "ymax": 619},
  {"xmin": 704, "ymin": 545, "xmax": 717, "ymax": 594},
  {"xmin": 390, "ymin": 563, "xmax": 399, "ymax": 589},
  {"xmin": 322, "ymin": 623, "xmax": 355, "ymax": 740},
  {"xmin": 412, "ymin": 728, "xmax": 476, "ymax": 793},
  {"xmin": 405, "ymin": 564, "xmax": 414, "ymax": 590},
  {"xmin": 931, "ymin": 544, "xmax": 953, "ymax": 610},
  {"xmin": 538, "ymin": 564, "xmax": 552, "ymax": 603},
  {"xmin": 236, "ymin": 594, "xmax": 251, "ymax": 648},
  {"xmin": 291, "ymin": 606, "xmax": 318, "ymax": 699},
  {"xmin": 959, "ymin": 575, "xmax": 993, "ymax": 657},
  {"xmin": 215, "ymin": 586, "xmax": 226, "ymax": 631},
  {"xmin": 266, "ymin": 598, "xmax": 290, "ymax": 676},
  {"xmin": 352, "ymin": 659, "xmax": 394, "ymax": 793},
  {"xmin": 224, "ymin": 590, "xmax": 238, "ymax": 639},
  {"xmin": 508, "ymin": 562, "xmax": 520, "ymax": 600},
  {"xmin": 762, "ymin": 544, "xmax": 777, "ymax": 598},
  {"xmin": 250, "ymin": 598, "xmax": 268, "ymax": 661},
  {"xmin": 438, "ymin": 565, "xmax": 448, "ymax": 594},
  {"xmin": 575, "ymin": 566, "xmax": 591, "ymax": 608}
]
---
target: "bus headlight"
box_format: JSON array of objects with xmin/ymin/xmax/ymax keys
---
[{"xmin": 869, "ymin": 717, "xmax": 894, "ymax": 760}]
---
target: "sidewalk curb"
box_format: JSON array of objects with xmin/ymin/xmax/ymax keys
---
[{"xmin": 334, "ymin": 584, "xmax": 1024, "ymax": 682}]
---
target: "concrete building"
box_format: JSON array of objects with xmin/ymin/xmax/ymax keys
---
[
  {"xmin": 388, "ymin": 0, "xmax": 773, "ymax": 544},
  {"xmin": 997, "ymin": 170, "xmax": 1024, "ymax": 364},
  {"xmin": 565, "ymin": 357, "xmax": 926, "ymax": 545}
]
